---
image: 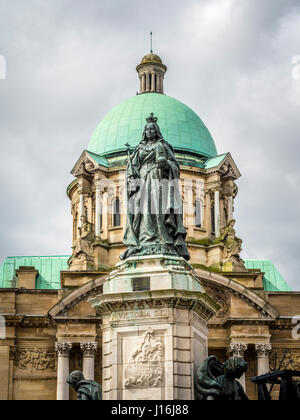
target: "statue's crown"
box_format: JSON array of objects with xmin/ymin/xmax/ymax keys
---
[{"xmin": 146, "ymin": 112, "xmax": 158, "ymax": 124}]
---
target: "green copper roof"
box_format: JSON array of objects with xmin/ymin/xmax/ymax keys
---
[
  {"xmin": 0, "ymin": 256, "xmax": 69, "ymax": 290},
  {"xmin": 204, "ymin": 153, "xmax": 228, "ymax": 169},
  {"xmin": 0, "ymin": 256, "xmax": 290, "ymax": 292},
  {"xmin": 86, "ymin": 151, "xmax": 109, "ymax": 168},
  {"xmin": 244, "ymin": 259, "xmax": 291, "ymax": 292},
  {"xmin": 88, "ymin": 93, "xmax": 217, "ymax": 159}
]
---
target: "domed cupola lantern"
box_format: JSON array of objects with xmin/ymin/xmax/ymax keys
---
[{"xmin": 136, "ymin": 51, "xmax": 167, "ymax": 94}]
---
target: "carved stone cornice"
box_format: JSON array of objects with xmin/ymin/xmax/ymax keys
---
[
  {"xmin": 80, "ymin": 342, "xmax": 98, "ymax": 358},
  {"xmin": 209, "ymin": 318, "xmax": 276, "ymax": 328},
  {"xmin": 255, "ymin": 343, "xmax": 272, "ymax": 357},
  {"xmin": 92, "ymin": 290, "xmax": 219, "ymax": 323},
  {"xmin": 55, "ymin": 342, "xmax": 72, "ymax": 357},
  {"xmin": 4, "ymin": 315, "xmax": 52, "ymax": 328},
  {"xmin": 228, "ymin": 343, "xmax": 248, "ymax": 357}
]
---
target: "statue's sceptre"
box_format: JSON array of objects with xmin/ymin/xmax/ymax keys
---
[
  {"xmin": 125, "ymin": 143, "xmax": 137, "ymax": 195},
  {"xmin": 125, "ymin": 143, "xmax": 134, "ymax": 175}
]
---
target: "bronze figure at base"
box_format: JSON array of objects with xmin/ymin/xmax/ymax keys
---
[
  {"xmin": 67, "ymin": 371, "xmax": 102, "ymax": 401},
  {"xmin": 195, "ymin": 356, "xmax": 249, "ymax": 400}
]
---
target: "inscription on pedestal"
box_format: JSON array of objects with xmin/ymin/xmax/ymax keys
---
[
  {"xmin": 112, "ymin": 308, "xmax": 168, "ymax": 321},
  {"xmin": 132, "ymin": 277, "xmax": 150, "ymax": 291}
]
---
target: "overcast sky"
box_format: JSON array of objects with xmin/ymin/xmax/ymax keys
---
[{"xmin": 0, "ymin": 0, "xmax": 299, "ymax": 289}]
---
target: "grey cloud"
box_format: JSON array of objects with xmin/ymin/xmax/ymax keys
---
[{"xmin": 0, "ymin": 0, "xmax": 299, "ymax": 289}]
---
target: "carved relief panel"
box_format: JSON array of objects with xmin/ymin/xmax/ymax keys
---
[
  {"xmin": 124, "ymin": 328, "xmax": 164, "ymax": 389},
  {"xmin": 14, "ymin": 347, "xmax": 56, "ymax": 373}
]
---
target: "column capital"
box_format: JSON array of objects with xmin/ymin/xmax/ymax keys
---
[
  {"xmin": 55, "ymin": 342, "xmax": 72, "ymax": 357},
  {"xmin": 255, "ymin": 343, "xmax": 272, "ymax": 357},
  {"xmin": 80, "ymin": 342, "xmax": 98, "ymax": 357},
  {"xmin": 228, "ymin": 343, "xmax": 248, "ymax": 357}
]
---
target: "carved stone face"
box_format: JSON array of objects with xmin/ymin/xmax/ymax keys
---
[{"xmin": 145, "ymin": 123, "xmax": 157, "ymax": 141}]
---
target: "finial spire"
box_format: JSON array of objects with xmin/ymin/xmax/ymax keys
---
[{"xmin": 150, "ymin": 32, "xmax": 153, "ymax": 53}]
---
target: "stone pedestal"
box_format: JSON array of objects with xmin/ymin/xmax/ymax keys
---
[{"xmin": 89, "ymin": 255, "xmax": 219, "ymax": 401}]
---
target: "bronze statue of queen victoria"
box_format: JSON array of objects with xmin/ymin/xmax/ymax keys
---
[{"xmin": 120, "ymin": 113, "xmax": 190, "ymax": 261}]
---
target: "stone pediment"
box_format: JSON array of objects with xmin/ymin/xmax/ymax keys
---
[
  {"xmin": 71, "ymin": 150, "xmax": 109, "ymax": 177},
  {"xmin": 194, "ymin": 268, "xmax": 279, "ymax": 322},
  {"xmin": 205, "ymin": 153, "xmax": 241, "ymax": 180}
]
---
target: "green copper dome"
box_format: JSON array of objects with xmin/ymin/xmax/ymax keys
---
[{"xmin": 88, "ymin": 93, "xmax": 217, "ymax": 159}]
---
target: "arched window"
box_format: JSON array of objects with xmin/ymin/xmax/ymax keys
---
[
  {"xmin": 211, "ymin": 205, "xmax": 216, "ymax": 234},
  {"xmin": 112, "ymin": 198, "xmax": 121, "ymax": 227},
  {"xmin": 100, "ymin": 201, "xmax": 103, "ymax": 231},
  {"xmin": 195, "ymin": 200, "xmax": 202, "ymax": 228}
]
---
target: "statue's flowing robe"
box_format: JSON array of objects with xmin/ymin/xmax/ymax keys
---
[
  {"xmin": 75, "ymin": 380, "xmax": 102, "ymax": 401},
  {"xmin": 121, "ymin": 138, "xmax": 190, "ymax": 260}
]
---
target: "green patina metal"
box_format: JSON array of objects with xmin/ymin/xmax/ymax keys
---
[
  {"xmin": 244, "ymin": 259, "xmax": 291, "ymax": 292},
  {"xmin": 0, "ymin": 256, "xmax": 69, "ymax": 290},
  {"xmin": 88, "ymin": 93, "xmax": 218, "ymax": 159},
  {"xmin": 0, "ymin": 256, "xmax": 291, "ymax": 292},
  {"xmin": 86, "ymin": 151, "xmax": 109, "ymax": 168},
  {"xmin": 204, "ymin": 153, "xmax": 228, "ymax": 169}
]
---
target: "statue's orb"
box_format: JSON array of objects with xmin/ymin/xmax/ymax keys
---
[{"xmin": 88, "ymin": 93, "xmax": 217, "ymax": 160}]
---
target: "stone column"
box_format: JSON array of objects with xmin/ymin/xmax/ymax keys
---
[
  {"xmin": 95, "ymin": 181, "xmax": 102, "ymax": 238},
  {"xmin": 214, "ymin": 190, "xmax": 221, "ymax": 237},
  {"xmin": 9, "ymin": 346, "xmax": 16, "ymax": 401},
  {"xmin": 55, "ymin": 342, "xmax": 72, "ymax": 400},
  {"xmin": 146, "ymin": 72, "xmax": 150, "ymax": 92},
  {"xmin": 0, "ymin": 346, "xmax": 10, "ymax": 400},
  {"xmin": 228, "ymin": 343, "xmax": 248, "ymax": 390},
  {"xmin": 79, "ymin": 193, "xmax": 85, "ymax": 227},
  {"xmin": 155, "ymin": 73, "xmax": 160, "ymax": 92},
  {"xmin": 228, "ymin": 196, "xmax": 234, "ymax": 221},
  {"xmin": 142, "ymin": 73, "xmax": 146, "ymax": 93},
  {"xmin": 139, "ymin": 76, "xmax": 142, "ymax": 94},
  {"xmin": 160, "ymin": 75, "xmax": 163, "ymax": 93},
  {"xmin": 255, "ymin": 344, "xmax": 272, "ymax": 376},
  {"xmin": 80, "ymin": 342, "xmax": 98, "ymax": 380},
  {"xmin": 151, "ymin": 72, "xmax": 155, "ymax": 92}
]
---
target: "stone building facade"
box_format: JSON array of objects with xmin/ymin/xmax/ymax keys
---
[{"xmin": 0, "ymin": 52, "xmax": 299, "ymax": 400}]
